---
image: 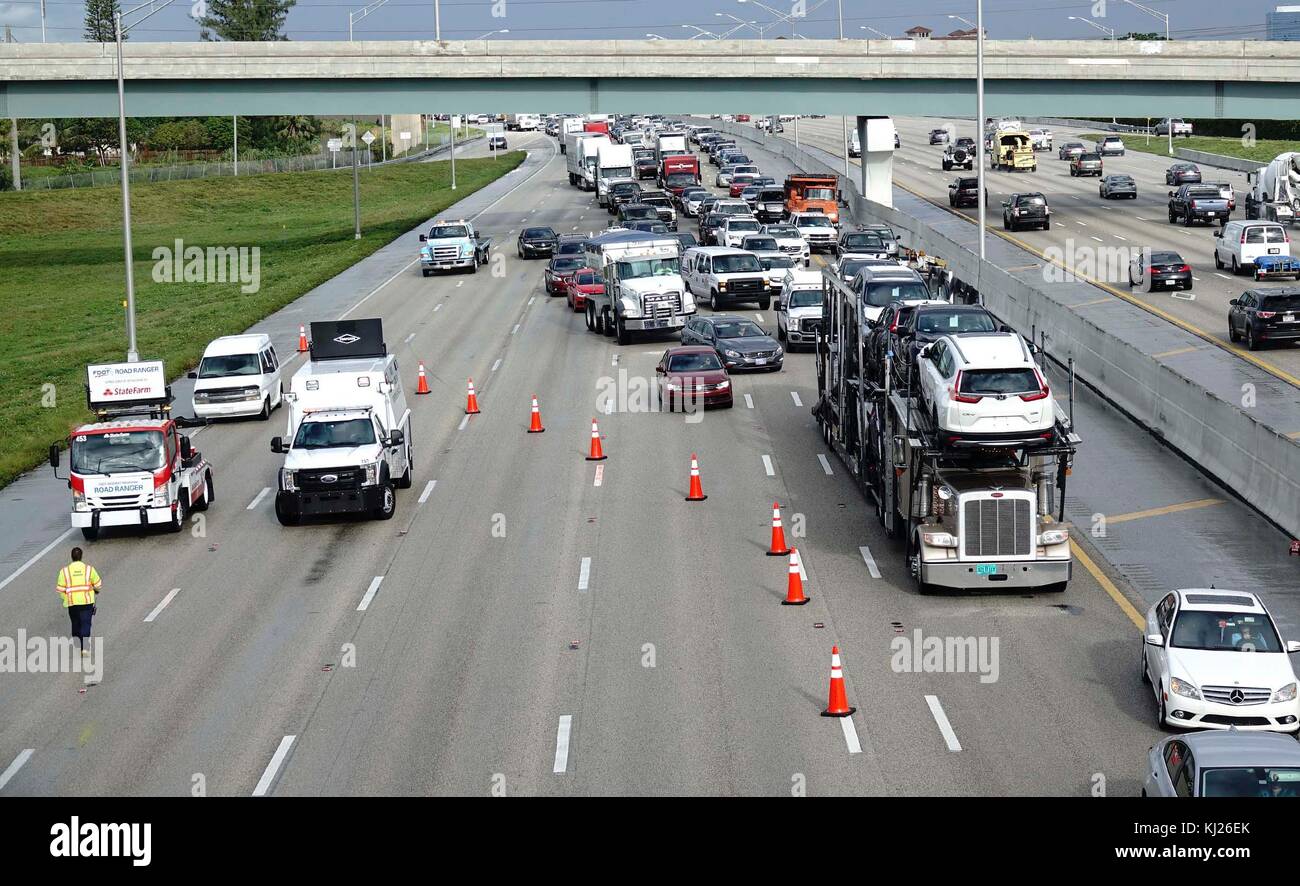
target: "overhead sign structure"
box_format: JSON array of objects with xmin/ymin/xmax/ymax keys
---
[{"xmin": 87, "ymin": 361, "xmax": 168, "ymax": 407}]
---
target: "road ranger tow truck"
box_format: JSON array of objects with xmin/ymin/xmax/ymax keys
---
[
  {"xmin": 49, "ymin": 361, "xmax": 213, "ymax": 541},
  {"xmin": 811, "ymin": 269, "xmax": 1080, "ymax": 594}
]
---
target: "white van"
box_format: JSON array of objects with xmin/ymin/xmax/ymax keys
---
[
  {"xmin": 1214, "ymin": 220, "xmax": 1292, "ymax": 274},
  {"xmin": 776, "ymin": 268, "xmax": 825, "ymax": 349},
  {"xmin": 189, "ymin": 333, "xmax": 283, "ymax": 420},
  {"xmin": 682, "ymin": 246, "xmax": 774, "ymax": 310}
]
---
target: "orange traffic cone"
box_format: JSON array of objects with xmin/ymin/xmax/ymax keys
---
[
  {"xmin": 465, "ymin": 378, "xmax": 481, "ymax": 415},
  {"xmin": 821, "ymin": 645, "xmax": 856, "ymax": 717},
  {"xmin": 766, "ymin": 502, "xmax": 791, "ymax": 556},
  {"xmin": 782, "ymin": 547, "xmax": 809, "ymax": 605},
  {"xmin": 685, "ymin": 453, "xmax": 707, "ymax": 501},
  {"xmin": 415, "ymin": 361, "xmax": 431, "ymax": 395},
  {"xmin": 297, "ymin": 324, "xmax": 309, "ymax": 353},
  {"xmin": 527, "ymin": 395, "xmax": 545, "ymax": 433},
  {"xmin": 585, "ymin": 418, "xmax": 607, "ymax": 461}
]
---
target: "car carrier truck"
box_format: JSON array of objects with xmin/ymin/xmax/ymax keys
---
[{"xmin": 810, "ymin": 270, "xmax": 1080, "ymax": 594}]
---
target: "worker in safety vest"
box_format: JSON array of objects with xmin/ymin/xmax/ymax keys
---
[{"xmin": 56, "ymin": 547, "xmax": 102, "ymax": 655}]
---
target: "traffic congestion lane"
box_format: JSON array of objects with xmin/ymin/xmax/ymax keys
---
[
  {"xmin": 776, "ymin": 116, "xmax": 1300, "ymax": 387},
  {"xmin": 0, "ymin": 133, "xmax": 572, "ymax": 795}
]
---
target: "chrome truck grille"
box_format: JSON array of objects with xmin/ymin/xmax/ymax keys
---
[
  {"xmin": 962, "ymin": 498, "xmax": 1032, "ymax": 558},
  {"xmin": 431, "ymin": 245, "xmax": 460, "ymax": 261},
  {"xmin": 642, "ymin": 292, "xmax": 683, "ymax": 319}
]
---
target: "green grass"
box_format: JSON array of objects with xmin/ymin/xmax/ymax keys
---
[
  {"xmin": 1079, "ymin": 133, "xmax": 1300, "ymax": 165},
  {"xmin": 0, "ymin": 152, "xmax": 523, "ymax": 487}
]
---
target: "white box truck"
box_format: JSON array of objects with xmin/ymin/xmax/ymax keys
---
[
  {"xmin": 565, "ymin": 133, "xmax": 609, "ymax": 191},
  {"xmin": 506, "ymin": 113, "xmax": 541, "ymax": 131},
  {"xmin": 595, "ymin": 142, "xmax": 635, "ymax": 208},
  {"xmin": 655, "ymin": 133, "xmax": 688, "ymax": 163},
  {"xmin": 270, "ymin": 319, "xmax": 413, "ymax": 525}
]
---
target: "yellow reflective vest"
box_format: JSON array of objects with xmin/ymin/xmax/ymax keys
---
[{"xmin": 56, "ymin": 562, "xmax": 101, "ymax": 608}]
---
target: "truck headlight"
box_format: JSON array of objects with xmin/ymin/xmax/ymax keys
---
[
  {"xmin": 1038, "ymin": 529, "xmax": 1069, "ymax": 546},
  {"xmin": 1169, "ymin": 677, "xmax": 1201, "ymax": 700},
  {"xmin": 152, "ymin": 488, "xmax": 169, "ymax": 507},
  {"xmin": 1274, "ymin": 683, "xmax": 1298, "ymax": 704},
  {"xmin": 718, "ymin": 281, "xmax": 727, "ymax": 291},
  {"xmin": 620, "ymin": 297, "xmax": 642, "ymax": 319},
  {"xmin": 244, "ymin": 386, "xmax": 262, "ymax": 401},
  {"xmin": 72, "ymin": 489, "xmax": 89, "ymax": 512},
  {"xmin": 421, "ymin": 248, "xmax": 431, "ymax": 259},
  {"xmin": 193, "ymin": 391, "xmax": 210, "ymax": 404},
  {"xmin": 361, "ymin": 461, "xmax": 380, "ymax": 486},
  {"xmin": 281, "ymin": 469, "xmax": 296, "ymax": 493},
  {"xmin": 461, "ymin": 244, "xmax": 473, "ymax": 257},
  {"xmin": 920, "ymin": 531, "xmax": 958, "ymax": 548}
]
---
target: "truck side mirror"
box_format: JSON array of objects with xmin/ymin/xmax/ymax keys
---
[
  {"xmin": 180, "ymin": 436, "xmax": 194, "ymax": 460},
  {"xmin": 271, "ymin": 437, "xmax": 285, "ymax": 454},
  {"xmin": 49, "ymin": 444, "xmax": 60, "ymax": 468},
  {"xmin": 419, "ymin": 234, "xmax": 428, "ymax": 242},
  {"xmin": 1229, "ymin": 298, "xmax": 1238, "ymax": 306},
  {"xmin": 187, "ymin": 371, "xmax": 198, "ymax": 379},
  {"xmin": 388, "ymin": 429, "xmax": 405, "ymax": 448},
  {"xmin": 1168, "ymin": 190, "xmax": 1175, "ymax": 198}
]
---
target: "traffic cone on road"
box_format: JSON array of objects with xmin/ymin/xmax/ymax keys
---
[
  {"xmin": 821, "ymin": 645, "xmax": 856, "ymax": 717},
  {"xmin": 527, "ymin": 395, "xmax": 546, "ymax": 433},
  {"xmin": 585, "ymin": 418, "xmax": 607, "ymax": 461},
  {"xmin": 685, "ymin": 453, "xmax": 707, "ymax": 501},
  {"xmin": 782, "ymin": 548, "xmax": 809, "ymax": 605},
  {"xmin": 465, "ymin": 378, "xmax": 481, "ymax": 415},
  {"xmin": 415, "ymin": 361, "xmax": 431, "ymax": 395},
  {"xmin": 297, "ymin": 324, "xmax": 309, "ymax": 353},
  {"xmin": 766, "ymin": 502, "xmax": 791, "ymax": 556}
]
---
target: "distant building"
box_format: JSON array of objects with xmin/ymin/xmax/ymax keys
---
[
  {"xmin": 905, "ymin": 26, "xmax": 932, "ymax": 39},
  {"xmin": 1267, "ymin": 5, "xmax": 1300, "ymax": 40},
  {"xmin": 936, "ymin": 28, "xmax": 980, "ymax": 40}
]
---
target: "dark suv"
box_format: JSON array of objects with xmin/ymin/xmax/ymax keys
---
[
  {"xmin": 948, "ymin": 176, "xmax": 985, "ymax": 208},
  {"xmin": 865, "ymin": 302, "xmax": 998, "ymax": 386},
  {"xmin": 1070, "ymin": 152, "xmax": 1103, "ymax": 177},
  {"xmin": 516, "ymin": 226, "xmax": 558, "ymax": 259},
  {"xmin": 1002, "ymin": 193, "xmax": 1050, "ymax": 232},
  {"xmin": 1228, "ymin": 289, "xmax": 1300, "ymax": 350}
]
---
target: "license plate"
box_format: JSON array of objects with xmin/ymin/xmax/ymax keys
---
[
  {"xmin": 755, "ymin": 358, "xmax": 767, "ymax": 366},
  {"xmin": 1269, "ymin": 248, "xmax": 1281, "ymax": 255},
  {"xmin": 1285, "ymin": 313, "xmax": 1296, "ymax": 323},
  {"xmin": 1206, "ymin": 212, "xmax": 1217, "ymax": 217},
  {"xmin": 976, "ymin": 563, "xmax": 1000, "ymax": 576},
  {"xmin": 647, "ymin": 319, "xmax": 668, "ymax": 329},
  {"xmin": 1165, "ymin": 280, "xmax": 1177, "ymax": 286}
]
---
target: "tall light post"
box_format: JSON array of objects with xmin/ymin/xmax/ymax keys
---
[
  {"xmin": 435, "ymin": 0, "xmax": 440, "ymax": 40},
  {"xmin": 645, "ymin": 33, "xmax": 667, "ymax": 40},
  {"xmin": 682, "ymin": 25, "xmax": 722, "ymax": 39},
  {"xmin": 1067, "ymin": 15, "xmax": 1116, "ymax": 39},
  {"xmin": 115, "ymin": 0, "xmax": 178, "ymax": 363},
  {"xmin": 348, "ymin": 0, "xmax": 389, "ymax": 42},
  {"xmin": 474, "ymin": 28, "xmax": 509, "ymax": 39},
  {"xmin": 1119, "ymin": 0, "xmax": 1170, "ymax": 40},
  {"xmin": 714, "ymin": 12, "xmax": 772, "ymax": 38},
  {"xmin": 737, "ymin": 0, "xmax": 834, "ymax": 39},
  {"xmin": 974, "ymin": 1, "xmax": 986, "ymax": 263},
  {"xmin": 948, "ymin": 13, "xmax": 978, "ymax": 32},
  {"xmin": 859, "ymin": 25, "xmax": 889, "ymax": 38}
]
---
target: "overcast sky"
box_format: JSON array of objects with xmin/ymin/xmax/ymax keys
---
[{"xmin": 0, "ymin": 0, "xmax": 1280, "ymax": 43}]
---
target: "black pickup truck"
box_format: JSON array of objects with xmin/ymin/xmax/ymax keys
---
[{"xmin": 1168, "ymin": 184, "xmax": 1230, "ymax": 227}]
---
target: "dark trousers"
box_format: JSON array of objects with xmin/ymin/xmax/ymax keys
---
[{"xmin": 68, "ymin": 604, "xmax": 94, "ymax": 650}]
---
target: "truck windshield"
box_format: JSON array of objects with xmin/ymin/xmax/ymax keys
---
[
  {"xmin": 798, "ymin": 216, "xmax": 833, "ymax": 227},
  {"xmin": 862, "ymin": 280, "xmax": 930, "ymax": 308},
  {"xmin": 428, "ymin": 225, "xmax": 469, "ymax": 239},
  {"xmin": 602, "ymin": 166, "xmax": 632, "ymax": 179},
  {"xmin": 841, "ymin": 234, "xmax": 886, "ymax": 251},
  {"xmin": 198, "ymin": 353, "xmax": 260, "ymax": 378},
  {"xmin": 788, "ymin": 289, "xmax": 824, "ymax": 308},
  {"xmin": 666, "ymin": 174, "xmax": 695, "ymax": 187},
  {"xmin": 616, "ymin": 257, "xmax": 680, "ymax": 278},
  {"xmin": 801, "ymin": 188, "xmax": 835, "ymax": 201},
  {"xmin": 745, "ymin": 237, "xmax": 779, "ymax": 251},
  {"xmin": 760, "ymin": 256, "xmax": 795, "ymax": 271},
  {"xmin": 292, "ymin": 419, "xmax": 376, "ymax": 449},
  {"xmin": 71, "ymin": 430, "xmax": 166, "ymax": 474}
]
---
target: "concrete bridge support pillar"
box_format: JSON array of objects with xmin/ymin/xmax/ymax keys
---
[{"xmin": 855, "ymin": 115, "xmax": 894, "ymax": 208}]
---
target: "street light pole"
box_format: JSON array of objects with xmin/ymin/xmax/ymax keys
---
[
  {"xmin": 975, "ymin": 0, "xmax": 986, "ymax": 263},
  {"xmin": 116, "ymin": 12, "xmax": 138, "ymax": 361},
  {"xmin": 435, "ymin": 0, "xmax": 441, "ymax": 40},
  {"xmin": 352, "ymin": 132, "xmax": 361, "ymax": 240}
]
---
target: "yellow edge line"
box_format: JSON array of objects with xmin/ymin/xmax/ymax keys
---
[
  {"xmin": 892, "ymin": 180, "xmax": 1300, "ymax": 390},
  {"xmin": 1070, "ymin": 539, "xmax": 1144, "ymax": 629},
  {"xmin": 1107, "ymin": 497, "xmax": 1224, "ymax": 524}
]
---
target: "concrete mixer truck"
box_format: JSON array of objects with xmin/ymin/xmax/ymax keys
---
[{"xmin": 1245, "ymin": 152, "xmax": 1300, "ymax": 226}]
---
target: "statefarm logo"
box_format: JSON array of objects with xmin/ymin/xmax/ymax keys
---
[{"xmin": 103, "ymin": 384, "xmax": 155, "ymax": 398}]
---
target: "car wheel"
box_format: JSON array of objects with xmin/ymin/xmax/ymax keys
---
[
  {"xmin": 585, "ymin": 303, "xmax": 596, "ymax": 332},
  {"xmin": 777, "ymin": 325, "xmax": 785, "ymax": 341},
  {"xmin": 81, "ymin": 527, "xmax": 100, "ymax": 541},
  {"xmin": 373, "ymin": 484, "xmax": 397, "ymax": 521},
  {"xmin": 1231, "ymin": 256, "xmax": 1240, "ymax": 275},
  {"xmin": 1214, "ymin": 251, "xmax": 1224, "ymax": 270},
  {"xmin": 603, "ymin": 310, "xmax": 616, "ymax": 337},
  {"xmin": 1141, "ymin": 647, "xmax": 1151, "ymax": 685},
  {"xmin": 193, "ymin": 472, "xmax": 214, "ymax": 511},
  {"xmin": 1042, "ymin": 220, "xmax": 1050, "ymax": 231},
  {"xmin": 710, "ymin": 291, "xmax": 721, "ymax": 311},
  {"xmin": 1168, "ymin": 209, "xmax": 1177, "ymax": 224},
  {"xmin": 257, "ymin": 396, "xmax": 271, "ymax": 421},
  {"xmin": 1156, "ymin": 693, "xmax": 1168, "ymax": 731},
  {"xmin": 1228, "ymin": 320, "xmax": 1241, "ymax": 342},
  {"xmin": 421, "ymin": 269, "xmax": 431, "ymax": 278},
  {"xmin": 1246, "ymin": 324, "xmax": 1260, "ymax": 351},
  {"xmin": 616, "ymin": 318, "xmax": 631, "ymax": 346},
  {"xmin": 168, "ymin": 497, "xmax": 187, "ymax": 534},
  {"xmin": 758, "ymin": 297, "xmax": 770, "ymax": 311},
  {"xmin": 1183, "ymin": 212, "xmax": 1193, "ymax": 228}
]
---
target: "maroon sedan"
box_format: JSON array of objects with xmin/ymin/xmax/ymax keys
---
[
  {"xmin": 655, "ymin": 346, "xmax": 733, "ymax": 411},
  {"xmin": 565, "ymin": 267, "xmax": 604, "ymax": 312},
  {"xmin": 544, "ymin": 255, "xmax": 586, "ymax": 295}
]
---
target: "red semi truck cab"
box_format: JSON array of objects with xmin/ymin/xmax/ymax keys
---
[
  {"xmin": 659, "ymin": 154, "xmax": 700, "ymax": 195},
  {"xmin": 583, "ymin": 121, "xmax": 610, "ymax": 135}
]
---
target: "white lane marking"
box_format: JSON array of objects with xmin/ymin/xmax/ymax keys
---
[
  {"xmin": 925, "ymin": 695, "xmax": 962, "ymax": 752},
  {"xmin": 0, "ymin": 527, "xmax": 75, "ymax": 594},
  {"xmin": 744, "ymin": 394, "xmax": 754, "ymax": 409},
  {"xmin": 0, "ymin": 749, "xmax": 35, "ymax": 792},
  {"xmin": 458, "ymin": 414, "xmax": 470, "ymax": 431},
  {"xmin": 858, "ymin": 545, "xmax": 881, "ymax": 579},
  {"xmin": 456, "ymin": 280, "xmax": 464, "ymax": 288},
  {"xmin": 511, "ymin": 324, "xmax": 520, "ymax": 335},
  {"xmin": 404, "ymin": 332, "xmax": 416, "ymax": 344},
  {"xmin": 1193, "ymin": 276, "xmax": 1201, "ymax": 281},
  {"xmin": 418, "ymin": 480, "xmax": 437, "ymax": 504},
  {"xmin": 612, "ymin": 354, "xmax": 620, "ymax": 366},
  {"xmin": 754, "ymin": 312, "xmax": 765, "ymax": 321},
  {"xmin": 790, "ymin": 391, "xmax": 802, "ymax": 407},
  {"xmin": 840, "ymin": 716, "xmax": 863, "ymax": 755},
  {"xmin": 578, "ymin": 557, "xmax": 591, "ymax": 591},
  {"xmin": 340, "ymin": 260, "xmax": 419, "ymax": 319},
  {"xmin": 593, "ymin": 464, "xmax": 604, "ymax": 487},
  {"xmin": 1135, "ymin": 217, "xmax": 1150, "ymax": 222},
  {"xmin": 435, "ymin": 304, "xmax": 444, "ymax": 312},
  {"xmin": 252, "ymin": 735, "xmax": 297, "ymax": 796},
  {"xmin": 1178, "ymin": 229, "xmax": 1191, "ymax": 236},
  {"xmin": 356, "ymin": 576, "xmax": 384, "ymax": 612},
  {"xmin": 528, "ymin": 296, "xmax": 536, "ymax": 305},
  {"xmin": 1074, "ymin": 221, "xmax": 1087, "ymax": 227},
  {"xmin": 762, "ymin": 455, "xmax": 775, "ymax": 476},
  {"xmin": 1216, "ymin": 272, "xmax": 1233, "ymax": 280},
  {"xmin": 817, "ymin": 454, "xmax": 833, "ymax": 475},
  {"xmin": 1069, "ymin": 194, "xmax": 1079, "ymax": 200},
  {"xmin": 1114, "ymin": 234, "xmax": 1127, "ymax": 241},
  {"xmin": 491, "ymin": 358, "xmax": 502, "ymax": 372},
  {"xmin": 520, "ymin": 217, "xmax": 527, "ymax": 222},
  {"xmin": 1091, "ymin": 236, "xmax": 1103, "ymax": 243},
  {"xmin": 507, "ymin": 230, "xmax": 515, "ymax": 236},
  {"xmin": 552, "ymin": 715, "xmax": 573, "ymax": 773},
  {"xmin": 246, "ymin": 487, "xmax": 272, "ymax": 510},
  {"xmin": 572, "ymin": 226, "xmax": 578, "ymax": 231},
  {"xmin": 143, "ymin": 587, "xmax": 181, "ymax": 623}
]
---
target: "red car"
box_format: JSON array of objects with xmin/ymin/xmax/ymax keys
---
[
  {"xmin": 565, "ymin": 267, "xmax": 604, "ymax": 312},
  {"xmin": 655, "ymin": 345, "xmax": 733, "ymax": 410},
  {"xmin": 736, "ymin": 114, "xmax": 751, "ymax": 123},
  {"xmin": 544, "ymin": 256, "xmax": 586, "ymax": 295},
  {"xmin": 728, "ymin": 174, "xmax": 759, "ymax": 198}
]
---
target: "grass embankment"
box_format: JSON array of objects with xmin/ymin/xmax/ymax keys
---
[
  {"xmin": 0, "ymin": 151, "xmax": 524, "ymax": 487},
  {"xmin": 1079, "ymin": 133, "xmax": 1300, "ymax": 165}
]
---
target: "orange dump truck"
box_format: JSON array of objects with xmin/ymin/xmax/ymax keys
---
[{"xmin": 783, "ymin": 174, "xmax": 840, "ymax": 225}]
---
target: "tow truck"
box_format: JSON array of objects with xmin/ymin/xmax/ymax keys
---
[
  {"xmin": 811, "ymin": 269, "xmax": 1080, "ymax": 594},
  {"xmin": 419, "ymin": 219, "xmax": 491, "ymax": 275},
  {"xmin": 49, "ymin": 361, "xmax": 213, "ymax": 541}
]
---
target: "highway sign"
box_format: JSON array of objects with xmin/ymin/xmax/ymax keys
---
[{"xmin": 361, "ymin": 131, "xmax": 376, "ymax": 145}]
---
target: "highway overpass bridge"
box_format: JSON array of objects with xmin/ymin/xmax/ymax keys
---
[{"xmin": 3, "ymin": 38, "xmax": 1300, "ymax": 119}]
